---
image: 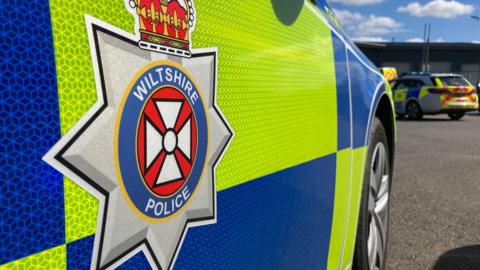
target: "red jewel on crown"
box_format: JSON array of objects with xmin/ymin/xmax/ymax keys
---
[{"xmin": 128, "ymin": 0, "xmax": 195, "ymax": 58}]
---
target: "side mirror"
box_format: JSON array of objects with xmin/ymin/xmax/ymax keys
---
[{"xmin": 271, "ymin": 0, "xmax": 304, "ymax": 26}]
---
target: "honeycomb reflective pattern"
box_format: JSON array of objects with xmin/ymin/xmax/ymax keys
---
[
  {"xmin": 66, "ymin": 236, "xmax": 93, "ymax": 270},
  {"xmin": 63, "ymin": 179, "xmax": 98, "ymax": 243},
  {"xmin": 66, "ymin": 236, "xmax": 152, "ymax": 270},
  {"xmin": 49, "ymin": 0, "xmax": 337, "ymax": 193},
  {"xmin": 174, "ymin": 155, "xmax": 336, "ymax": 269},
  {"xmin": 31, "ymin": 0, "xmax": 337, "ymax": 267},
  {"xmin": 115, "ymin": 253, "xmax": 151, "ymax": 270},
  {"xmin": 0, "ymin": 0, "xmax": 381, "ymax": 267},
  {"xmin": 1, "ymin": 245, "xmax": 66, "ymax": 270},
  {"xmin": 194, "ymin": 1, "xmax": 337, "ymax": 190},
  {"xmin": 49, "ymin": 0, "xmax": 133, "ymax": 244},
  {"xmin": 0, "ymin": 0, "xmax": 65, "ymax": 265}
]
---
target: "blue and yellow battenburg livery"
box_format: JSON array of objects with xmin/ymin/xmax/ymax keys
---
[{"xmin": 0, "ymin": 0, "xmax": 395, "ymax": 269}]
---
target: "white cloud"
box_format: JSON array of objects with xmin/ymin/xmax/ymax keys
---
[
  {"xmin": 330, "ymin": 0, "xmax": 383, "ymax": 6},
  {"xmin": 334, "ymin": 9, "xmax": 364, "ymax": 24},
  {"xmin": 398, "ymin": 0, "xmax": 474, "ymax": 19},
  {"xmin": 334, "ymin": 9, "xmax": 404, "ymax": 38},
  {"xmin": 406, "ymin": 37, "xmax": 446, "ymax": 42},
  {"xmin": 352, "ymin": 37, "xmax": 387, "ymax": 42},
  {"xmin": 407, "ymin": 38, "xmax": 425, "ymax": 42},
  {"xmin": 472, "ymin": 40, "xmax": 480, "ymax": 44}
]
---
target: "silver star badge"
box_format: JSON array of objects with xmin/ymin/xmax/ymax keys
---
[{"xmin": 43, "ymin": 15, "xmax": 233, "ymax": 270}]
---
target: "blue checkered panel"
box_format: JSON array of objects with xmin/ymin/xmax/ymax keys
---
[
  {"xmin": 67, "ymin": 236, "xmax": 94, "ymax": 270},
  {"xmin": 116, "ymin": 252, "xmax": 152, "ymax": 270},
  {"xmin": 0, "ymin": 0, "xmax": 65, "ymax": 265},
  {"xmin": 67, "ymin": 236, "xmax": 152, "ymax": 270},
  {"xmin": 174, "ymin": 155, "xmax": 336, "ymax": 270}
]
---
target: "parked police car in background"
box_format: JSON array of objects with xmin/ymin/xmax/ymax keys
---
[
  {"xmin": 1, "ymin": 1, "xmax": 395, "ymax": 270},
  {"xmin": 392, "ymin": 73, "xmax": 479, "ymax": 120}
]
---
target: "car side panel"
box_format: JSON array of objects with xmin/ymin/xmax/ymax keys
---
[
  {"xmin": 0, "ymin": 1, "xmax": 66, "ymax": 267},
  {"xmin": 1, "ymin": 1, "xmax": 397, "ymax": 269},
  {"xmin": 313, "ymin": 2, "xmax": 393, "ymax": 269},
  {"xmin": 327, "ymin": 32, "xmax": 352, "ymax": 270},
  {"xmin": 394, "ymin": 85, "xmax": 444, "ymax": 114},
  {"xmin": 419, "ymin": 91, "xmax": 444, "ymax": 113},
  {"xmin": 0, "ymin": 1, "xmax": 347, "ymax": 269},
  {"xmin": 341, "ymin": 51, "xmax": 385, "ymax": 269},
  {"xmin": 348, "ymin": 51, "xmax": 384, "ymax": 149},
  {"xmin": 394, "ymin": 86, "xmax": 442, "ymax": 114},
  {"xmin": 333, "ymin": 34, "xmax": 352, "ymax": 151},
  {"xmin": 393, "ymin": 87, "xmax": 408, "ymax": 114},
  {"xmin": 174, "ymin": 155, "xmax": 336, "ymax": 270}
]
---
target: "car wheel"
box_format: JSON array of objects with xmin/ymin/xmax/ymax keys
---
[
  {"xmin": 396, "ymin": 113, "xmax": 405, "ymax": 120},
  {"xmin": 405, "ymin": 101, "xmax": 422, "ymax": 120},
  {"xmin": 353, "ymin": 118, "xmax": 391, "ymax": 270},
  {"xmin": 447, "ymin": 111, "xmax": 465, "ymax": 120}
]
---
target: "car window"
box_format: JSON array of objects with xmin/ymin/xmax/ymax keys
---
[
  {"xmin": 391, "ymin": 81, "xmax": 398, "ymax": 90},
  {"xmin": 392, "ymin": 80, "xmax": 409, "ymax": 90},
  {"xmin": 410, "ymin": 80, "xmax": 425, "ymax": 88},
  {"xmin": 436, "ymin": 76, "xmax": 470, "ymax": 87}
]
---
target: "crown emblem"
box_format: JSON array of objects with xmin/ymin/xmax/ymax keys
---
[{"xmin": 128, "ymin": 0, "xmax": 195, "ymax": 57}]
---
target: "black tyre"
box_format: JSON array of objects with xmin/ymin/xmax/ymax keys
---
[
  {"xmin": 396, "ymin": 113, "xmax": 405, "ymax": 120},
  {"xmin": 353, "ymin": 118, "xmax": 392, "ymax": 270},
  {"xmin": 405, "ymin": 101, "xmax": 423, "ymax": 120},
  {"xmin": 447, "ymin": 111, "xmax": 465, "ymax": 120}
]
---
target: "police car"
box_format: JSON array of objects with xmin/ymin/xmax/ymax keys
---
[
  {"xmin": 1, "ymin": 1, "xmax": 395, "ymax": 270},
  {"xmin": 392, "ymin": 73, "xmax": 479, "ymax": 120}
]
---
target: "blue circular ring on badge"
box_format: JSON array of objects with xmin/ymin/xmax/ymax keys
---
[{"xmin": 116, "ymin": 62, "xmax": 208, "ymax": 221}]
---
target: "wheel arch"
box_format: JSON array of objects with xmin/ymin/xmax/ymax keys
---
[
  {"xmin": 349, "ymin": 91, "xmax": 396, "ymax": 270},
  {"xmin": 374, "ymin": 93, "xmax": 396, "ymax": 172},
  {"xmin": 405, "ymin": 97, "xmax": 422, "ymax": 110}
]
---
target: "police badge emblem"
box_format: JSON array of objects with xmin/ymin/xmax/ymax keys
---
[
  {"xmin": 116, "ymin": 62, "xmax": 209, "ymax": 221},
  {"xmin": 44, "ymin": 0, "xmax": 233, "ymax": 269}
]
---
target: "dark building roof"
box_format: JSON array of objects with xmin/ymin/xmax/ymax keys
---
[
  {"xmin": 355, "ymin": 42, "xmax": 480, "ymax": 84},
  {"xmin": 354, "ymin": 42, "xmax": 480, "ymax": 74},
  {"xmin": 356, "ymin": 42, "xmax": 480, "ymax": 51}
]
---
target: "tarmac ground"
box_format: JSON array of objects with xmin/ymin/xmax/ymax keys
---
[{"xmin": 386, "ymin": 112, "xmax": 480, "ymax": 270}]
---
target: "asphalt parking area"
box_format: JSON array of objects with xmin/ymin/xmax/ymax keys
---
[{"xmin": 386, "ymin": 112, "xmax": 480, "ymax": 270}]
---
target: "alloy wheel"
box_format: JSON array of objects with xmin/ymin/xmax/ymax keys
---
[
  {"xmin": 367, "ymin": 142, "xmax": 390, "ymax": 270},
  {"xmin": 406, "ymin": 102, "xmax": 420, "ymax": 119}
]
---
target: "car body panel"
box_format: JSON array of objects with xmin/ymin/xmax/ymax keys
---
[{"xmin": 0, "ymin": 0, "xmax": 394, "ymax": 269}]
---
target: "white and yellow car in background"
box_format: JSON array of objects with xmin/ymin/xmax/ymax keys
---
[{"xmin": 392, "ymin": 73, "xmax": 479, "ymax": 120}]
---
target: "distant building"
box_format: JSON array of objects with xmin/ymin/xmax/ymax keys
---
[{"xmin": 355, "ymin": 42, "xmax": 480, "ymax": 84}]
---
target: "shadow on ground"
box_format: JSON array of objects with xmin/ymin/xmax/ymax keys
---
[
  {"xmin": 396, "ymin": 112, "xmax": 480, "ymax": 122},
  {"xmin": 396, "ymin": 118, "xmax": 455, "ymax": 122},
  {"xmin": 432, "ymin": 245, "xmax": 480, "ymax": 270}
]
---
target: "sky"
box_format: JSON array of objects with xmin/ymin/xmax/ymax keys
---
[{"xmin": 328, "ymin": 0, "xmax": 480, "ymax": 43}]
